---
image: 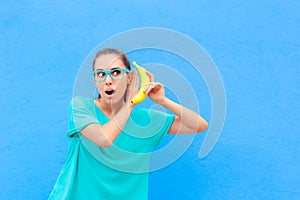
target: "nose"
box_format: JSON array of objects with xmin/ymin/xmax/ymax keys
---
[{"xmin": 105, "ymin": 74, "xmax": 113, "ymax": 85}]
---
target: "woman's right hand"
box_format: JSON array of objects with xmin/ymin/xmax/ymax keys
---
[{"xmin": 125, "ymin": 70, "xmax": 140, "ymax": 105}]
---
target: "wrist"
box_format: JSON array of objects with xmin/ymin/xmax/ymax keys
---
[
  {"xmin": 125, "ymin": 101, "xmax": 135, "ymax": 112},
  {"xmin": 157, "ymin": 97, "xmax": 169, "ymax": 106}
]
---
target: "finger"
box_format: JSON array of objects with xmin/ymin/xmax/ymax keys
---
[
  {"xmin": 143, "ymin": 82, "xmax": 152, "ymax": 93},
  {"xmin": 145, "ymin": 71, "xmax": 154, "ymax": 82},
  {"xmin": 130, "ymin": 70, "xmax": 138, "ymax": 81},
  {"xmin": 144, "ymin": 82, "xmax": 158, "ymax": 94},
  {"xmin": 143, "ymin": 83, "xmax": 152, "ymax": 93},
  {"xmin": 145, "ymin": 85, "xmax": 155, "ymax": 94},
  {"xmin": 129, "ymin": 70, "xmax": 139, "ymax": 87}
]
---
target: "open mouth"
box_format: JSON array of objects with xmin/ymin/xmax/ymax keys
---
[{"xmin": 105, "ymin": 89, "xmax": 116, "ymax": 96}]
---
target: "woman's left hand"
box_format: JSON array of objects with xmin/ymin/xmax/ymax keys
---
[{"xmin": 144, "ymin": 71, "xmax": 166, "ymax": 105}]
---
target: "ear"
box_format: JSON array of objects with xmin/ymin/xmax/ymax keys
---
[{"xmin": 127, "ymin": 71, "xmax": 132, "ymax": 83}]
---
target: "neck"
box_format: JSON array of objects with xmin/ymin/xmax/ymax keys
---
[{"xmin": 97, "ymin": 98, "xmax": 124, "ymax": 116}]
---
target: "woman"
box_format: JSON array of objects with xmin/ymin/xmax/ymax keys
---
[{"xmin": 48, "ymin": 48, "xmax": 208, "ymax": 200}]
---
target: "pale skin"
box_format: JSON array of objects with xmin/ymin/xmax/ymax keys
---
[{"xmin": 81, "ymin": 54, "xmax": 208, "ymax": 148}]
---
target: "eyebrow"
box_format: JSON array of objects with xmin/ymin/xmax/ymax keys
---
[{"xmin": 95, "ymin": 67, "xmax": 123, "ymax": 71}]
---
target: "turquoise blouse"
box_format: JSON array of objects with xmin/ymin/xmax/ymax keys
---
[{"xmin": 48, "ymin": 96, "xmax": 175, "ymax": 200}]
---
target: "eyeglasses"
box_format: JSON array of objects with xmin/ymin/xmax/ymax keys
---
[{"xmin": 92, "ymin": 68, "xmax": 130, "ymax": 82}]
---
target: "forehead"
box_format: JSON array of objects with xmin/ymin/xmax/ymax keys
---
[{"xmin": 94, "ymin": 54, "xmax": 125, "ymax": 70}]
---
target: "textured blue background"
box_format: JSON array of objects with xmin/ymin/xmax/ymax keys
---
[{"xmin": 1, "ymin": 0, "xmax": 299, "ymax": 199}]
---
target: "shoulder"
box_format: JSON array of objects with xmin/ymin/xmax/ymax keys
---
[
  {"xmin": 68, "ymin": 96, "xmax": 95, "ymax": 112},
  {"xmin": 69, "ymin": 96, "xmax": 93, "ymax": 106}
]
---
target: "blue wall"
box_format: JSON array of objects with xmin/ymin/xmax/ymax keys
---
[{"xmin": 1, "ymin": 0, "xmax": 299, "ymax": 199}]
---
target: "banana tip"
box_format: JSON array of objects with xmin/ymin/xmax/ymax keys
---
[{"xmin": 132, "ymin": 61, "xmax": 139, "ymax": 68}]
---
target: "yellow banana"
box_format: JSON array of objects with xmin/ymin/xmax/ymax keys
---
[{"xmin": 131, "ymin": 61, "xmax": 150, "ymax": 104}]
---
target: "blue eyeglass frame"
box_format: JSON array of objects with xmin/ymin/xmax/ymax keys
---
[{"xmin": 92, "ymin": 68, "xmax": 130, "ymax": 82}]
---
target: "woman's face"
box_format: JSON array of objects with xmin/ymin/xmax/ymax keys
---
[{"xmin": 93, "ymin": 54, "xmax": 130, "ymax": 105}]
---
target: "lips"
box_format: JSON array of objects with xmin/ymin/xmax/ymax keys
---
[{"xmin": 105, "ymin": 89, "xmax": 116, "ymax": 96}]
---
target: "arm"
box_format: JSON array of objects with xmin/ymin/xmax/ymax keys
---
[
  {"xmin": 160, "ymin": 97, "xmax": 208, "ymax": 134},
  {"xmin": 80, "ymin": 70, "xmax": 139, "ymax": 147},
  {"xmin": 80, "ymin": 104, "xmax": 133, "ymax": 147},
  {"xmin": 144, "ymin": 71, "xmax": 208, "ymax": 134}
]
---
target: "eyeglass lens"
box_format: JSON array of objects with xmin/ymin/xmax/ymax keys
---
[{"xmin": 94, "ymin": 69, "xmax": 125, "ymax": 82}]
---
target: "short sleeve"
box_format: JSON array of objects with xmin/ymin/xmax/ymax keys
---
[
  {"xmin": 67, "ymin": 96, "xmax": 99, "ymax": 138},
  {"xmin": 149, "ymin": 109, "xmax": 175, "ymax": 147}
]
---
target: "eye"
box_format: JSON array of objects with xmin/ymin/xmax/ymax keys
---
[
  {"xmin": 111, "ymin": 69, "xmax": 122, "ymax": 76},
  {"xmin": 96, "ymin": 71, "xmax": 106, "ymax": 78}
]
